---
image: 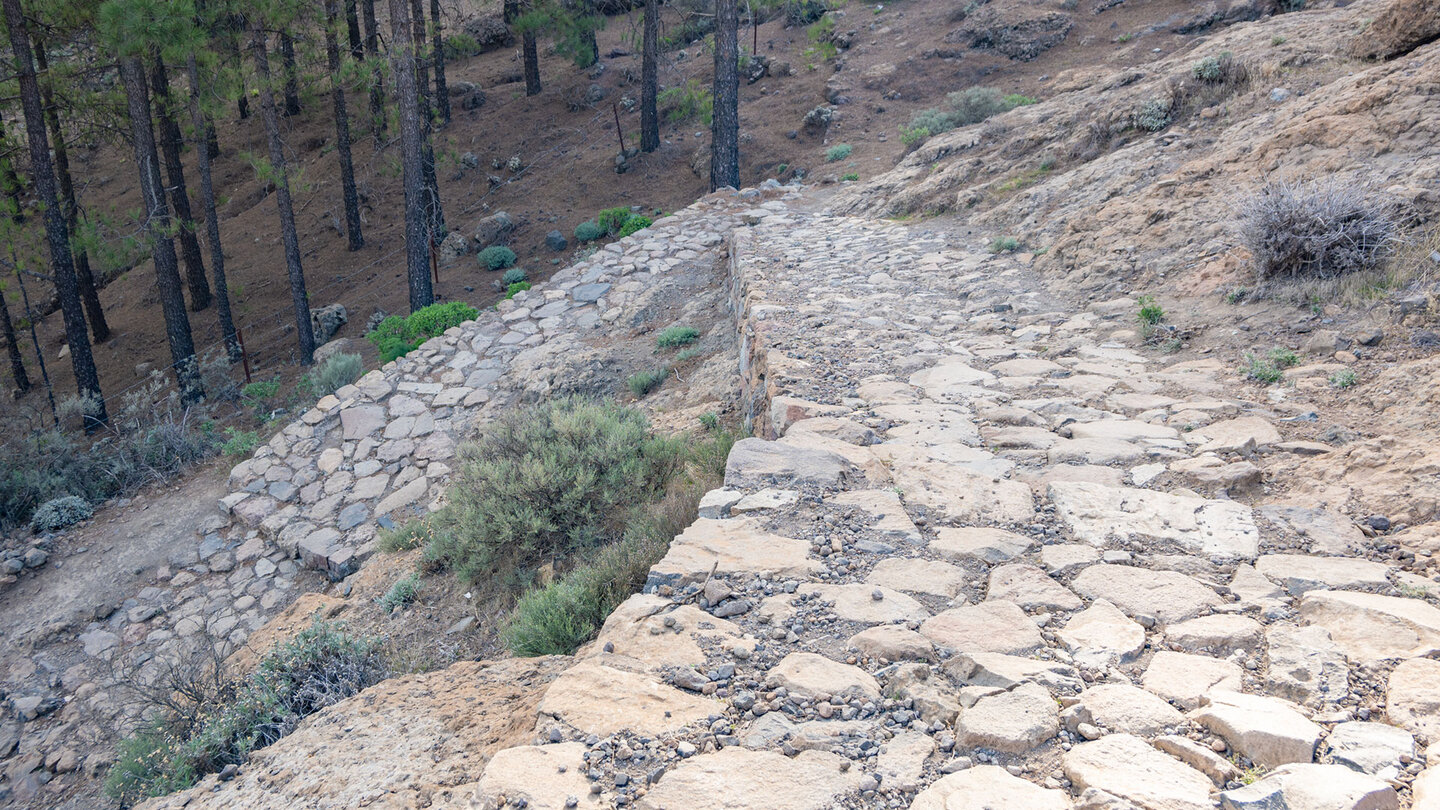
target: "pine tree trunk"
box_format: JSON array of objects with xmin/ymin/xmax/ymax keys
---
[
  {"xmin": 362, "ymin": 0, "xmax": 387, "ymax": 144},
  {"xmin": 3, "ymin": 0, "xmax": 108, "ymax": 426},
  {"xmin": 710, "ymin": 0, "xmax": 740, "ymax": 191},
  {"xmin": 118, "ymin": 55, "xmax": 202, "ymax": 405},
  {"xmin": 150, "ymin": 56, "xmax": 212, "ymax": 312},
  {"xmin": 0, "ymin": 284, "xmax": 30, "ymax": 394},
  {"xmin": 35, "ymin": 38, "xmax": 110, "ymax": 343},
  {"xmin": 252, "ymin": 28, "xmax": 317, "ymax": 365},
  {"xmin": 345, "ymin": 0, "xmax": 364, "ymax": 58},
  {"xmin": 410, "ymin": 0, "xmax": 445, "ymax": 239},
  {"xmin": 430, "ymin": 0, "xmax": 452, "ymax": 126},
  {"xmin": 205, "ymin": 118, "xmax": 220, "ymax": 160},
  {"xmin": 326, "ymin": 0, "xmax": 366, "ymax": 251},
  {"xmin": 388, "ymin": 0, "xmax": 434, "ymax": 311},
  {"xmin": 640, "ymin": 0, "xmax": 659, "ymax": 152},
  {"xmin": 505, "ymin": 0, "xmax": 542, "ymax": 98},
  {"xmin": 280, "ymin": 31, "xmax": 302, "ymax": 117},
  {"xmin": 187, "ymin": 54, "xmax": 242, "ymax": 364},
  {"xmin": 12, "ymin": 266, "xmax": 56, "ymax": 421}
]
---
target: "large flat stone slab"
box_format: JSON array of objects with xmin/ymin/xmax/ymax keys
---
[
  {"xmin": 799, "ymin": 584, "xmax": 931, "ymax": 624},
  {"xmin": 1254, "ymin": 554, "xmax": 1393, "ymax": 596},
  {"xmin": 472, "ymin": 743, "xmax": 604, "ymax": 810},
  {"xmin": 1071, "ymin": 564, "xmax": 1222, "ymax": 624},
  {"xmin": 1298, "ymin": 590, "xmax": 1440, "ymax": 663},
  {"xmin": 1218, "ymin": 763, "xmax": 1398, "ymax": 810},
  {"xmin": 768, "ymin": 652, "xmax": 880, "ymax": 700},
  {"xmin": 893, "ymin": 462, "xmax": 1035, "ymax": 524},
  {"xmin": 1387, "ymin": 658, "xmax": 1440, "ymax": 745},
  {"xmin": 930, "ymin": 526, "xmax": 1035, "ymax": 564},
  {"xmin": 647, "ymin": 519, "xmax": 822, "ymax": 588},
  {"xmin": 920, "ymin": 601, "xmax": 1044, "ymax": 655},
  {"xmin": 866, "ymin": 558, "xmax": 967, "ymax": 598},
  {"xmin": 1191, "ymin": 690, "xmax": 1322, "ymax": 770},
  {"xmin": 724, "ymin": 437, "xmax": 858, "ymax": 489},
  {"xmin": 1064, "ymin": 733, "xmax": 1214, "ymax": 810},
  {"xmin": 911, "ymin": 765, "xmax": 1070, "ymax": 810},
  {"xmin": 636, "ymin": 748, "xmax": 861, "ymax": 810},
  {"xmin": 1142, "ymin": 651, "xmax": 1243, "ymax": 710},
  {"xmin": 1049, "ymin": 482, "xmax": 1258, "ymax": 560},
  {"xmin": 955, "ymin": 682, "xmax": 1059, "ymax": 754},
  {"xmin": 1059, "ymin": 598, "xmax": 1146, "ymax": 668},
  {"xmin": 535, "ymin": 659, "xmax": 716, "ymax": 736},
  {"xmin": 986, "ymin": 564, "xmax": 1083, "ymax": 611}
]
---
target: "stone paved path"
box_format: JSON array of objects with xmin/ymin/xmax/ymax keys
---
[{"xmin": 460, "ymin": 206, "xmax": 1437, "ymax": 810}]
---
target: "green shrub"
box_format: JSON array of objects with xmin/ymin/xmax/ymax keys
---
[
  {"xmin": 506, "ymin": 281, "xmax": 533, "ymax": 299},
  {"xmin": 1242, "ymin": 348, "xmax": 1299, "ymax": 384},
  {"xmin": 574, "ymin": 220, "xmax": 605, "ymax": 242},
  {"xmin": 366, "ymin": 301, "xmax": 478, "ymax": 363},
  {"xmin": 478, "ymin": 245, "xmax": 517, "ymax": 271},
  {"xmin": 901, "ymin": 87, "xmax": 1037, "ymax": 146},
  {"xmin": 627, "ymin": 367, "xmax": 669, "ymax": 397},
  {"xmin": 658, "ymin": 79, "xmax": 713, "ymax": 124},
  {"xmin": 841, "ymin": 172, "xmax": 859, "ymax": 181},
  {"xmin": 656, "ymin": 326, "xmax": 700, "ymax": 348},
  {"xmin": 1192, "ymin": 55, "xmax": 1223, "ymax": 83},
  {"xmin": 1132, "ymin": 98, "xmax": 1173, "ymax": 132},
  {"xmin": 30, "ymin": 495, "xmax": 92, "ymax": 532},
  {"xmin": 597, "ymin": 207, "xmax": 633, "ymax": 235},
  {"xmin": 899, "ymin": 126, "xmax": 931, "ymax": 147},
  {"xmin": 618, "ymin": 215, "xmax": 652, "ymax": 237},
  {"xmin": 104, "ymin": 621, "xmax": 385, "ymax": 805},
  {"xmin": 1136, "ymin": 295, "xmax": 1165, "ymax": 326},
  {"xmin": 240, "ymin": 379, "xmax": 281, "ymax": 407},
  {"xmin": 1329, "ymin": 368, "xmax": 1358, "ymax": 389},
  {"xmin": 309, "ymin": 353, "xmax": 364, "ymax": 396},
  {"xmin": 379, "ymin": 571, "xmax": 421, "ymax": 612},
  {"xmin": 221, "ymin": 427, "xmax": 261, "ymax": 457},
  {"xmin": 421, "ymin": 398, "xmax": 686, "ymax": 585},
  {"xmin": 501, "ymin": 267, "xmax": 529, "ymax": 286},
  {"xmin": 825, "ymin": 143, "xmax": 852, "ymax": 162},
  {"xmin": 442, "ymin": 31, "xmax": 481, "ymax": 59},
  {"xmin": 987, "ymin": 236, "xmax": 1020, "ymax": 253},
  {"xmin": 1269, "ymin": 347, "xmax": 1300, "ymax": 369}
]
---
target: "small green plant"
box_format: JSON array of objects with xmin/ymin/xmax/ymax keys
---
[
  {"xmin": 699, "ymin": 411, "xmax": 719, "ymax": 431},
  {"xmin": 618, "ymin": 215, "xmax": 652, "ymax": 237},
  {"xmin": 221, "ymin": 427, "xmax": 261, "ymax": 457},
  {"xmin": 501, "ymin": 267, "xmax": 528, "ymax": 286},
  {"xmin": 574, "ymin": 220, "xmax": 605, "ymax": 242},
  {"xmin": 628, "ymin": 367, "xmax": 669, "ymax": 397},
  {"xmin": 841, "ymin": 172, "xmax": 859, "ymax": 181},
  {"xmin": 1242, "ymin": 348, "xmax": 1298, "ymax": 384},
  {"xmin": 900, "ymin": 126, "xmax": 931, "ymax": 147},
  {"xmin": 1192, "ymin": 55, "xmax": 1223, "ymax": 83},
  {"xmin": 825, "ymin": 143, "xmax": 852, "ymax": 162},
  {"xmin": 1269, "ymin": 347, "xmax": 1300, "ymax": 368},
  {"xmin": 379, "ymin": 571, "xmax": 421, "ymax": 612},
  {"xmin": 308, "ymin": 352, "xmax": 364, "ymax": 396},
  {"xmin": 478, "ymin": 245, "xmax": 517, "ymax": 270},
  {"xmin": 1132, "ymin": 97, "xmax": 1173, "ymax": 132},
  {"xmin": 656, "ymin": 326, "xmax": 700, "ymax": 348},
  {"xmin": 987, "ymin": 236, "xmax": 1020, "ymax": 253},
  {"xmin": 1136, "ymin": 295, "xmax": 1165, "ymax": 326},
  {"xmin": 657, "ymin": 79, "xmax": 713, "ymax": 124},
  {"xmin": 1271, "ymin": 35, "xmax": 1287, "ymax": 45},
  {"xmin": 367, "ymin": 301, "xmax": 478, "ymax": 363},
  {"xmin": 1117, "ymin": 31, "xmax": 1135, "ymax": 43},
  {"xmin": 506, "ymin": 281, "xmax": 532, "ymax": 299},
  {"xmin": 901, "ymin": 88, "xmax": 1038, "ymax": 147},
  {"xmin": 597, "ymin": 207, "xmax": 633, "ymax": 234},
  {"xmin": 379, "ymin": 518, "xmax": 432, "ymax": 552},
  {"xmin": 30, "ymin": 495, "xmax": 93, "ymax": 532},
  {"xmin": 1225, "ymin": 287, "xmax": 1248, "ymax": 304},
  {"xmin": 240, "ymin": 379, "xmax": 281, "ymax": 407},
  {"xmin": 804, "ymin": 15, "xmax": 838, "ymax": 62},
  {"xmin": 1329, "ymin": 368, "xmax": 1358, "ymax": 389}
]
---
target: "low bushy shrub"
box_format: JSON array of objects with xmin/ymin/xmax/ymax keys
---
[
  {"xmin": 901, "ymin": 87, "xmax": 1037, "ymax": 146},
  {"xmin": 506, "ymin": 281, "xmax": 532, "ymax": 299},
  {"xmin": 597, "ymin": 207, "xmax": 633, "ymax": 235},
  {"xmin": 987, "ymin": 235, "xmax": 1020, "ymax": 253},
  {"xmin": 477, "ymin": 245, "xmax": 517, "ymax": 271},
  {"xmin": 825, "ymin": 143, "xmax": 852, "ymax": 162},
  {"xmin": 221, "ymin": 427, "xmax": 260, "ymax": 457},
  {"xmin": 104, "ymin": 621, "xmax": 385, "ymax": 804},
  {"xmin": 1239, "ymin": 178, "xmax": 1402, "ymax": 282},
  {"xmin": 618, "ymin": 215, "xmax": 652, "ymax": 237},
  {"xmin": 501, "ymin": 267, "xmax": 528, "ymax": 286},
  {"xmin": 366, "ymin": 301, "xmax": 478, "ymax": 363},
  {"xmin": 421, "ymin": 398, "xmax": 686, "ymax": 584},
  {"xmin": 379, "ymin": 571, "xmax": 421, "ymax": 612},
  {"xmin": 1132, "ymin": 97, "xmax": 1173, "ymax": 132},
  {"xmin": 656, "ymin": 326, "xmax": 700, "ymax": 348},
  {"xmin": 308, "ymin": 353, "xmax": 364, "ymax": 396},
  {"xmin": 574, "ymin": 220, "xmax": 605, "ymax": 242},
  {"xmin": 627, "ymin": 367, "xmax": 668, "ymax": 397},
  {"xmin": 30, "ymin": 495, "xmax": 93, "ymax": 532},
  {"xmin": 1242, "ymin": 347, "xmax": 1300, "ymax": 384},
  {"xmin": 658, "ymin": 79, "xmax": 713, "ymax": 124}
]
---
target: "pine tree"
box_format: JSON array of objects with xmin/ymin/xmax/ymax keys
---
[
  {"xmin": 251, "ymin": 23, "xmax": 316, "ymax": 365},
  {"xmin": 280, "ymin": 30, "xmax": 302, "ymax": 116},
  {"xmin": 0, "ymin": 116, "xmax": 23, "ymax": 223},
  {"xmin": 505, "ymin": 0, "xmax": 542, "ymax": 97},
  {"xmin": 429, "ymin": 0, "xmax": 451, "ymax": 126},
  {"xmin": 0, "ymin": 281, "xmax": 30, "ymax": 395},
  {"xmin": 640, "ymin": 0, "xmax": 659, "ymax": 152},
  {"xmin": 185, "ymin": 35, "xmax": 241, "ymax": 363},
  {"xmin": 150, "ymin": 54, "xmax": 212, "ymax": 311},
  {"xmin": 710, "ymin": 0, "xmax": 740, "ymax": 191},
  {"xmin": 361, "ymin": 0, "xmax": 386, "ymax": 143},
  {"xmin": 4, "ymin": 0, "xmax": 108, "ymax": 426},
  {"xmin": 410, "ymin": 0, "xmax": 444, "ymax": 241},
  {"xmin": 325, "ymin": 0, "xmax": 364, "ymax": 250},
  {"xmin": 388, "ymin": 0, "xmax": 432, "ymax": 310}
]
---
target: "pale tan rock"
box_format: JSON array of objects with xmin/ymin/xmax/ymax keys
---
[
  {"xmin": 1324, "ymin": 721, "xmax": 1414, "ymax": 780},
  {"xmin": 1187, "ymin": 416, "xmax": 1281, "ymax": 453},
  {"xmin": 875, "ymin": 731, "xmax": 936, "ymax": 791},
  {"xmin": 849, "ymin": 625, "xmax": 935, "ymax": 662},
  {"xmin": 1049, "ymin": 482, "xmax": 1258, "ymax": 560},
  {"xmin": 1041, "ymin": 543, "xmax": 1102, "ymax": 574},
  {"xmin": 535, "ymin": 658, "xmax": 717, "ymax": 736},
  {"xmin": 588, "ymin": 596, "xmax": 742, "ymax": 671},
  {"xmin": 1068, "ymin": 419, "xmax": 1179, "ymax": 443},
  {"xmin": 648, "ymin": 518, "xmax": 822, "ymax": 587},
  {"xmin": 1216, "ymin": 763, "xmax": 1398, "ymax": 810},
  {"xmin": 1387, "ymin": 658, "xmax": 1440, "ymax": 744},
  {"xmin": 635, "ymin": 748, "xmax": 862, "ymax": 810},
  {"xmin": 987, "ymin": 563, "xmax": 1083, "ymax": 611},
  {"xmin": 800, "ymin": 583, "xmax": 931, "ymax": 624},
  {"xmin": 831, "ymin": 489, "xmax": 922, "ymax": 544},
  {"xmin": 1071, "ymin": 565, "xmax": 1222, "ymax": 624},
  {"xmin": 1059, "ymin": 599, "xmax": 1146, "ymax": 668},
  {"xmin": 866, "ymin": 557, "xmax": 968, "ymax": 598},
  {"xmin": 1191, "ymin": 690, "xmax": 1322, "ymax": 769},
  {"xmin": 1414, "ymin": 765, "xmax": 1440, "ymax": 810},
  {"xmin": 1299, "ymin": 590, "xmax": 1440, "ymax": 663},
  {"xmin": 1163, "ymin": 615, "xmax": 1264, "ymax": 653},
  {"xmin": 945, "ymin": 652, "xmax": 1084, "ymax": 693},
  {"xmin": 892, "ymin": 461, "xmax": 1035, "ymax": 523},
  {"xmin": 921, "ymin": 601, "xmax": 1045, "ymax": 655},
  {"xmin": 1142, "ymin": 651, "xmax": 1243, "ymax": 710},
  {"xmin": 1255, "ymin": 554, "xmax": 1393, "ymax": 596},
  {"xmin": 956, "ymin": 682, "xmax": 1059, "ymax": 754},
  {"xmin": 1064, "ymin": 733, "xmax": 1214, "ymax": 810},
  {"xmin": 724, "ymin": 437, "xmax": 859, "ymax": 489},
  {"xmin": 911, "ymin": 765, "xmax": 1071, "ymax": 810},
  {"xmin": 909, "ymin": 360, "xmax": 996, "ymax": 395},
  {"xmin": 767, "ymin": 652, "xmax": 880, "ymax": 700},
  {"xmin": 471, "ymin": 743, "xmax": 603, "ymax": 810},
  {"xmin": 1066, "ymin": 684, "xmax": 1185, "ymax": 736},
  {"xmin": 930, "ymin": 526, "xmax": 1035, "ymax": 564},
  {"xmin": 1154, "ymin": 735, "xmax": 1242, "ymax": 786},
  {"xmin": 1266, "ymin": 624, "xmax": 1349, "ymax": 707}
]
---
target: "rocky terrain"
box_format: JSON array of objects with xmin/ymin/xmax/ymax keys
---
[{"xmin": 4, "ymin": 0, "xmax": 1440, "ymax": 808}]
